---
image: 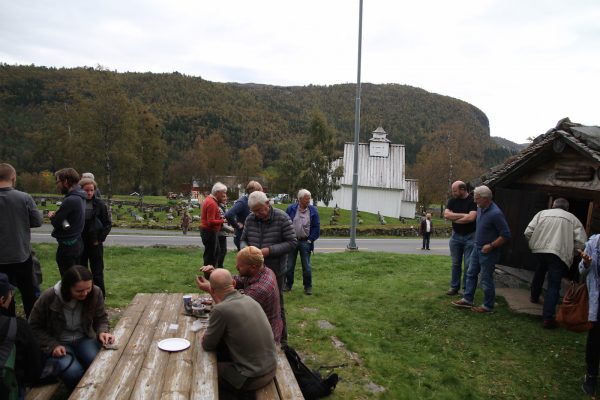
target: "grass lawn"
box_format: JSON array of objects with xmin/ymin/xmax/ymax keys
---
[{"xmin": 30, "ymin": 244, "xmax": 588, "ymax": 399}]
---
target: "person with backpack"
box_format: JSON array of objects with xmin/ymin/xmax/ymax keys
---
[
  {"xmin": 28, "ymin": 266, "xmax": 114, "ymax": 391},
  {"xmin": 0, "ymin": 273, "xmax": 43, "ymax": 399}
]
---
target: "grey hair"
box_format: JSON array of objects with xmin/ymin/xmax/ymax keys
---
[
  {"xmin": 297, "ymin": 189, "xmax": 311, "ymax": 200},
  {"xmin": 552, "ymin": 198, "xmax": 569, "ymax": 211},
  {"xmin": 82, "ymin": 172, "xmax": 95, "ymax": 180},
  {"xmin": 211, "ymin": 182, "xmax": 227, "ymax": 195},
  {"xmin": 474, "ymin": 185, "xmax": 493, "ymax": 199},
  {"xmin": 248, "ymin": 190, "xmax": 268, "ymax": 209}
]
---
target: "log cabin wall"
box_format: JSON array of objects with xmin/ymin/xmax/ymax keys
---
[{"xmin": 488, "ymin": 145, "xmax": 600, "ymax": 270}]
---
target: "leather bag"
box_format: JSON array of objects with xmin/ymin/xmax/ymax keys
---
[{"xmin": 556, "ymin": 281, "xmax": 592, "ymax": 332}]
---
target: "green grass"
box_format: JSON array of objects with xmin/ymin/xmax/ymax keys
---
[{"xmin": 29, "ymin": 244, "xmax": 587, "ymax": 399}]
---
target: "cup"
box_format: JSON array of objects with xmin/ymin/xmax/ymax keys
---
[
  {"xmin": 192, "ymin": 304, "xmax": 205, "ymax": 317},
  {"xmin": 183, "ymin": 295, "xmax": 192, "ymax": 314}
]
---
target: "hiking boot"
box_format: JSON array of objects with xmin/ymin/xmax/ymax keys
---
[
  {"xmin": 530, "ymin": 296, "xmax": 540, "ymax": 304},
  {"xmin": 304, "ymin": 287, "xmax": 312, "ymax": 295},
  {"xmin": 543, "ymin": 319, "xmax": 557, "ymax": 329},
  {"xmin": 582, "ymin": 374, "xmax": 597, "ymax": 395},
  {"xmin": 446, "ymin": 288, "xmax": 459, "ymax": 296},
  {"xmin": 451, "ymin": 299, "xmax": 473, "ymax": 308}
]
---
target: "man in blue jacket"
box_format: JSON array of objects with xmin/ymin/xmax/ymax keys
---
[
  {"xmin": 452, "ymin": 185, "xmax": 511, "ymax": 313},
  {"xmin": 285, "ymin": 189, "xmax": 320, "ymax": 295},
  {"xmin": 225, "ymin": 181, "xmax": 262, "ymax": 250},
  {"xmin": 48, "ymin": 168, "xmax": 86, "ymax": 276}
]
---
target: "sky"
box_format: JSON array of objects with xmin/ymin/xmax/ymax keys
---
[{"xmin": 1, "ymin": 0, "xmax": 599, "ymax": 144}]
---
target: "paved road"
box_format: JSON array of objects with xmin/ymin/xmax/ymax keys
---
[{"xmin": 31, "ymin": 224, "xmax": 450, "ymax": 256}]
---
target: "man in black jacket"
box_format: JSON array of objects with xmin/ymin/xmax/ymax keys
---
[
  {"xmin": 48, "ymin": 168, "xmax": 86, "ymax": 276},
  {"xmin": 241, "ymin": 190, "xmax": 297, "ymax": 344}
]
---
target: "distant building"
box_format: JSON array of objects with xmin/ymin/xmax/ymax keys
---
[{"xmin": 326, "ymin": 127, "xmax": 418, "ymax": 218}]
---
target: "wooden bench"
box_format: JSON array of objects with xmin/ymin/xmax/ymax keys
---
[
  {"xmin": 25, "ymin": 383, "xmax": 63, "ymax": 400},
  {"xmin": 255, "ymin": 347, "xmax": 304, "ymax": 400}
]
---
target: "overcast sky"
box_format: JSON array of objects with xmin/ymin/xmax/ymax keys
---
[{"xmin": 1, "ymin": 0, "xmax": 599, "ymax": 144}]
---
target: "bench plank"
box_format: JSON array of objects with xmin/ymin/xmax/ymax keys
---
[
  {"xmin": 274, "ymin": 347, "xmax": 304, "ymax": 400},
  {"xmin": 69, "ymin": 293, "xmax": 152, "ymax": 400},
  {"xmin": 255, "ymin": 380, "xmax": 280, "ymax": 400},
  {"xmin": 25, "ymin": 383, "xmax": 62, "ymax": 400}
]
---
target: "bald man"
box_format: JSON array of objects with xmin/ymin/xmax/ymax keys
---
[
  {"xmin": 443, "ymin": 181, "xmax": 477, "ymax": 296},
  {"xmin": 197, "ymin": 246, "xmax": 283, "ymax": 343},
  {"xmin": 202, "ymin": 269, "xmax": 277, "ymax": 394}
]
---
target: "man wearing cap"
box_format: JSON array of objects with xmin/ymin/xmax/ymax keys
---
[
  {"xmin": 0, "ymin": 163, "xmax": 42, "ymax": 317},
  {"xmin": 0, "ymin": 272, "xmax": 43, "ymax": 395}
]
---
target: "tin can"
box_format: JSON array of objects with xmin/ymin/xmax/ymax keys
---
[{"xmin": 183, "ymin": 295, "xmax": 192, "ymax": 314}]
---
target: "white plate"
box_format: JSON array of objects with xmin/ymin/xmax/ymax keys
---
[{"xmin": 158, "ymin": 338, "xmax": 190, "ymax": 352}]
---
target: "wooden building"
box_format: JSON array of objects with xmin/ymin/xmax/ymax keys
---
[
  {"xmin": 474, "ymin": 118, "xmax": 600, "ymax": 270},
  {"xmin": 327, "ymin": 127, "xmax": 419, "ymax": 218}
]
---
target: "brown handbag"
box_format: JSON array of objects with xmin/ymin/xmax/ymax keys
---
[{"xmin": 556, "ymin": 281, "xmax": 592, "ymax": 332}]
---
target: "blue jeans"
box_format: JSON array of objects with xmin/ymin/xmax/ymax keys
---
[
  {"xmin": 463, "ymin": 246, "xmax": 501, "ymax": 310},
  {"xmin": 531, "ymin": 253, "xmax": 567, "ymax": 321},
  {"xmin": 449, "ymin": 232, "xmax": 475, "ymax": 291},
  {"xmin": 286, "ymin": 241, "xmax": 312, "ymax": 289},
  {"xmin": 47, "ymin": 337, "xmax": 100, "ymax": 390}
]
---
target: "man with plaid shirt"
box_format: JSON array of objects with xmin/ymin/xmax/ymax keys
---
[{"xmin": 197, "ymin": 246, "xmax": 282, "ymax": 343}]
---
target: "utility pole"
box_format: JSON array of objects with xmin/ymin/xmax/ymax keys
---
[{"xmin": 348, "ymin": 0, "xmax": 363, "ymax": 251}]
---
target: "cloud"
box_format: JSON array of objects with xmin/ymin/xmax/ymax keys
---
[{"xmin": 1, "ymin": 0, "xmax": 599, "ymax": 143}]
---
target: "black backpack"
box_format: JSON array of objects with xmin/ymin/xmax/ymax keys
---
[{"xmin": 282, "ymin": 344, "xmax": 339, "ymax": 400}]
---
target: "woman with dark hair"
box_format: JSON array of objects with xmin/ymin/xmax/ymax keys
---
[
  {"xmin": 28, "ymin": 265, "xmax": 114, "ymax": 390},
  {"xmin": 79, "ymin": 177, "xmax": 112, "ymax": 297}
]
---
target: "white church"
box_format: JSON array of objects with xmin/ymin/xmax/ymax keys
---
[{"xmin": 327, "ymin": 127, "xmax": 418, "ymax": 218}]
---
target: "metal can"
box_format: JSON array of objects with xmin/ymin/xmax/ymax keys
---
[{"xmin": 183, "ymin": 295, "xmax": 192, "ymax": 314}]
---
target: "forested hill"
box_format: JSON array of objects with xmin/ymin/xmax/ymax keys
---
[{"xmin": 0, "ymin": 64, "xmax": 516, "ymax": 196}]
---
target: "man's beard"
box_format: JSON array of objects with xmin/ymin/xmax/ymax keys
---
[{"xmin": 60, "ymin": 185, "xmax": 69, "ymax": 195}]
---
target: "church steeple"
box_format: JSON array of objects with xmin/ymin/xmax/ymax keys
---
[{"xmin": 369, "ymin": 126, "xmax": 390, "ymax": 157}]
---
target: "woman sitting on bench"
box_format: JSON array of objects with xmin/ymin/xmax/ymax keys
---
[{"xmin": 29, "ymin": 265, "xmax": 114, "ymax": 390}]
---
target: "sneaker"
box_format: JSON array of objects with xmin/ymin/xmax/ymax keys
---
[
  {"xmin": 304, "ymin": 288, "xmax": 312, "ymax": 295},
  {"xmin": 283, "ymin": 286, "xmax": 292, "ymax": 292},
  {"xmin": 471, "ymin": 306, "xmax": 493, "ymax": 314},
  {"xmin": 451, "ymin": 299, "xmax": 473, "ymax": 308},
  {"xmin": 446, "ymin": 288, "xmax": 459, "ymax": 296},
  {"xmin": 582, "ymin": 374, "xmax": 597, "ymax": 395}
]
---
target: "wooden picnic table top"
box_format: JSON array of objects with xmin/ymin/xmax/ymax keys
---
[{"xmin": 69, "ymin": 293, "xmax": 218, "ymax": 400}]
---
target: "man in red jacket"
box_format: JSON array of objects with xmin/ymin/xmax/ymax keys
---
[{"xmin": 200, "ymin": 182, "xmax": 227, "ymax": 267}]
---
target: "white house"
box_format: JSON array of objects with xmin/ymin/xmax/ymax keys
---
[{"xmin": 326, "ymin": 127, "xmax": 418, "ymax": 218}]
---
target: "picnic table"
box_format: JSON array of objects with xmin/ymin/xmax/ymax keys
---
[
  {"xmin": 69, "ymin": 293, "xmax": 218, "ymax": 399},
  {"xmin": 64, "ymin": 292, "xmax": 304, "ymax": 400}
]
